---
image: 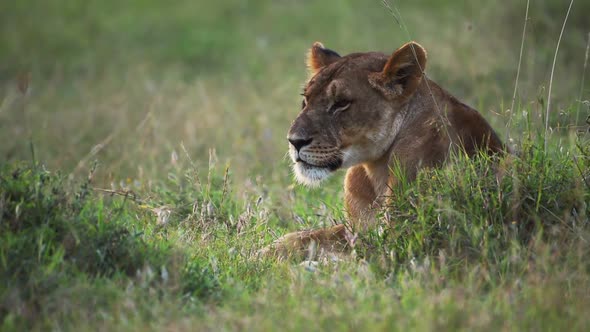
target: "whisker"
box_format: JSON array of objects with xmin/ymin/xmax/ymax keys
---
[{"xmin": 283, "ymin": 151, "xmax": 291, "ymax": 161}]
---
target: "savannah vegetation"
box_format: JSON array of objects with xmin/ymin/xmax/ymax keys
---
[{"xmin": 1, "ymin": 0, "xmax": 590, "ymax": 330}]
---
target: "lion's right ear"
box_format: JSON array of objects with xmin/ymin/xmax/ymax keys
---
[
  {"xmin": 369, "ymin": 42, "xmax": 427, "ymax": 100},
  {"xmin": 307, "ymin": 42, "xmax": 341, "ymax": 75}
]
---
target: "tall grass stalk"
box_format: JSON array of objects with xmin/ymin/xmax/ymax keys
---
[
  {"xmin": 381, "ymin": 0, "xmax": 452, "ymax": 142},
  {"xmin": 576, "ymin": 32, "xmax": 590, "ymax": 124},
  {"xmin": 507, "ymin": 0, "xmax": 529, "ymax": 141},
  {"xmin": 545, "ymin": 0, "xmax": 575, "ymax": 150}
]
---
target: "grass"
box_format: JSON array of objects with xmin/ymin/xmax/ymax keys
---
[{"xmin": 1, "ymin": 0, "xmax": 590, "ymax": 330}]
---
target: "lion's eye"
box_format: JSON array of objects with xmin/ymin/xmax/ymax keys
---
[{"xmin": 330, "ymin": 100, "xmax": 351, "ymax": 114}]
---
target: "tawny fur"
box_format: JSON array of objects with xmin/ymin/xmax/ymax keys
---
[{"xmin": 265, "ymin": 41, "xmax": 505, "ymax": 259}]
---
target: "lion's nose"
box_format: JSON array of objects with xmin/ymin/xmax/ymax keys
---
[{"xmin": 288, "ymin": 137, "xmax": 313, "ymax": 152}]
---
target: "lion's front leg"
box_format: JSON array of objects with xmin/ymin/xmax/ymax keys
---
[
  {"xmin": 260, "ymin": 224, "xmax": 350, "ymax": 260},
  {"xmin": 344, "ymin": 165, "xmax": 381, "ymax": 231},
  {"xmin": 261, "ymin": 165, "xmax": 386, "ymax": 261}
]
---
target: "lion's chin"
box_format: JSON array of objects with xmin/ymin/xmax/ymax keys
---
[{"xmin": 292, "ymin": 162, "xmax": 334, "ymax": 187}]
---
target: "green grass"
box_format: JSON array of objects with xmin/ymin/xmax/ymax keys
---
[{"xmin": 1, "ymin": 0, "xmax": 590, "ymax": 330}]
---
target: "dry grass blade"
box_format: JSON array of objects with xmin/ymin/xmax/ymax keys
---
[
  {"xmin": 17, "ymin": 72, "xmax": 31, "ymax": 95},
  {"xmin": 92, "ymin": 187, "xmax": 144, "ymax": 203},
  {"xmin": 71, "ymin": 132, "xmax": 116, "ymax": 176},
  {"xmin": 381, "ymin": 0, "xmax": 401, "ymax": 27}
]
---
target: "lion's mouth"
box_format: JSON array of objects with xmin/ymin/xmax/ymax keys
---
[
  {"xmin": 296, "ymin": 158, "xmax": 342, "ymax": 171},
  {"xmin": 289, "ymin": 145, "xmax": 343, "ymax": 186}
]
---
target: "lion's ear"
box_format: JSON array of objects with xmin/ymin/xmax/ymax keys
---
[
  {"xmin": 369, "ymin": 42, "xmax": 427, "ymax": 99},
  {"xmin": 307, "ymin": 42, "xmax": 341, "ymax": 75}
]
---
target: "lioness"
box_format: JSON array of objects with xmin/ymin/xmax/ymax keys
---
[{"xmin": 267, "ymin": 41, "xmax": 504, "ymax": 259}]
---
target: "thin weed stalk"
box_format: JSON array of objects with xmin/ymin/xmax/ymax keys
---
[
  {"xmin": 181, "ymin": 141, "xmax": 202, "ymax": 189},
  {"xmin": 219, "ymin": 163, "xmax": 230, "ymax": 210},
  {"xmin": 16, "ymin": 73, "xmax": 35, "ymax": 166},
  {"xmin": 206, "ymin": 148, "xmax": 216, "ymax": 200}
]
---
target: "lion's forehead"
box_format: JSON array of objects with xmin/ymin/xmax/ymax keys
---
[{"xmin": 305, "ymin": 52, "xmax": 388, "ymax": 96}]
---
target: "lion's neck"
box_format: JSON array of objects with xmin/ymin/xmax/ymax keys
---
[
  {"xmin": 403, "ymin": 78, "xmax": 440, "ymax": 123},
  {"xmin": 362, "ymin": 139, "xmax": 398, "ymax": 200},
  {"xmin": 362, "ymin": 80, "xmax": 438, "ymax": 198}
]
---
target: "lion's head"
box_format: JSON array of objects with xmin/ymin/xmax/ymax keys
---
[{"xmin": 288, "ymin": 41, "xmax": 428, "ymax": 186}]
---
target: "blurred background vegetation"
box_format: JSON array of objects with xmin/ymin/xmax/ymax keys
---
[{"xmin": 1, "ymin": 0, "xmax": 589, "ymax": 190}]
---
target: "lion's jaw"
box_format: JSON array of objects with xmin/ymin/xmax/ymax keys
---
[{"xmin": 291, "ymin": 161, "xmax": 334, "ymax": 187}]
